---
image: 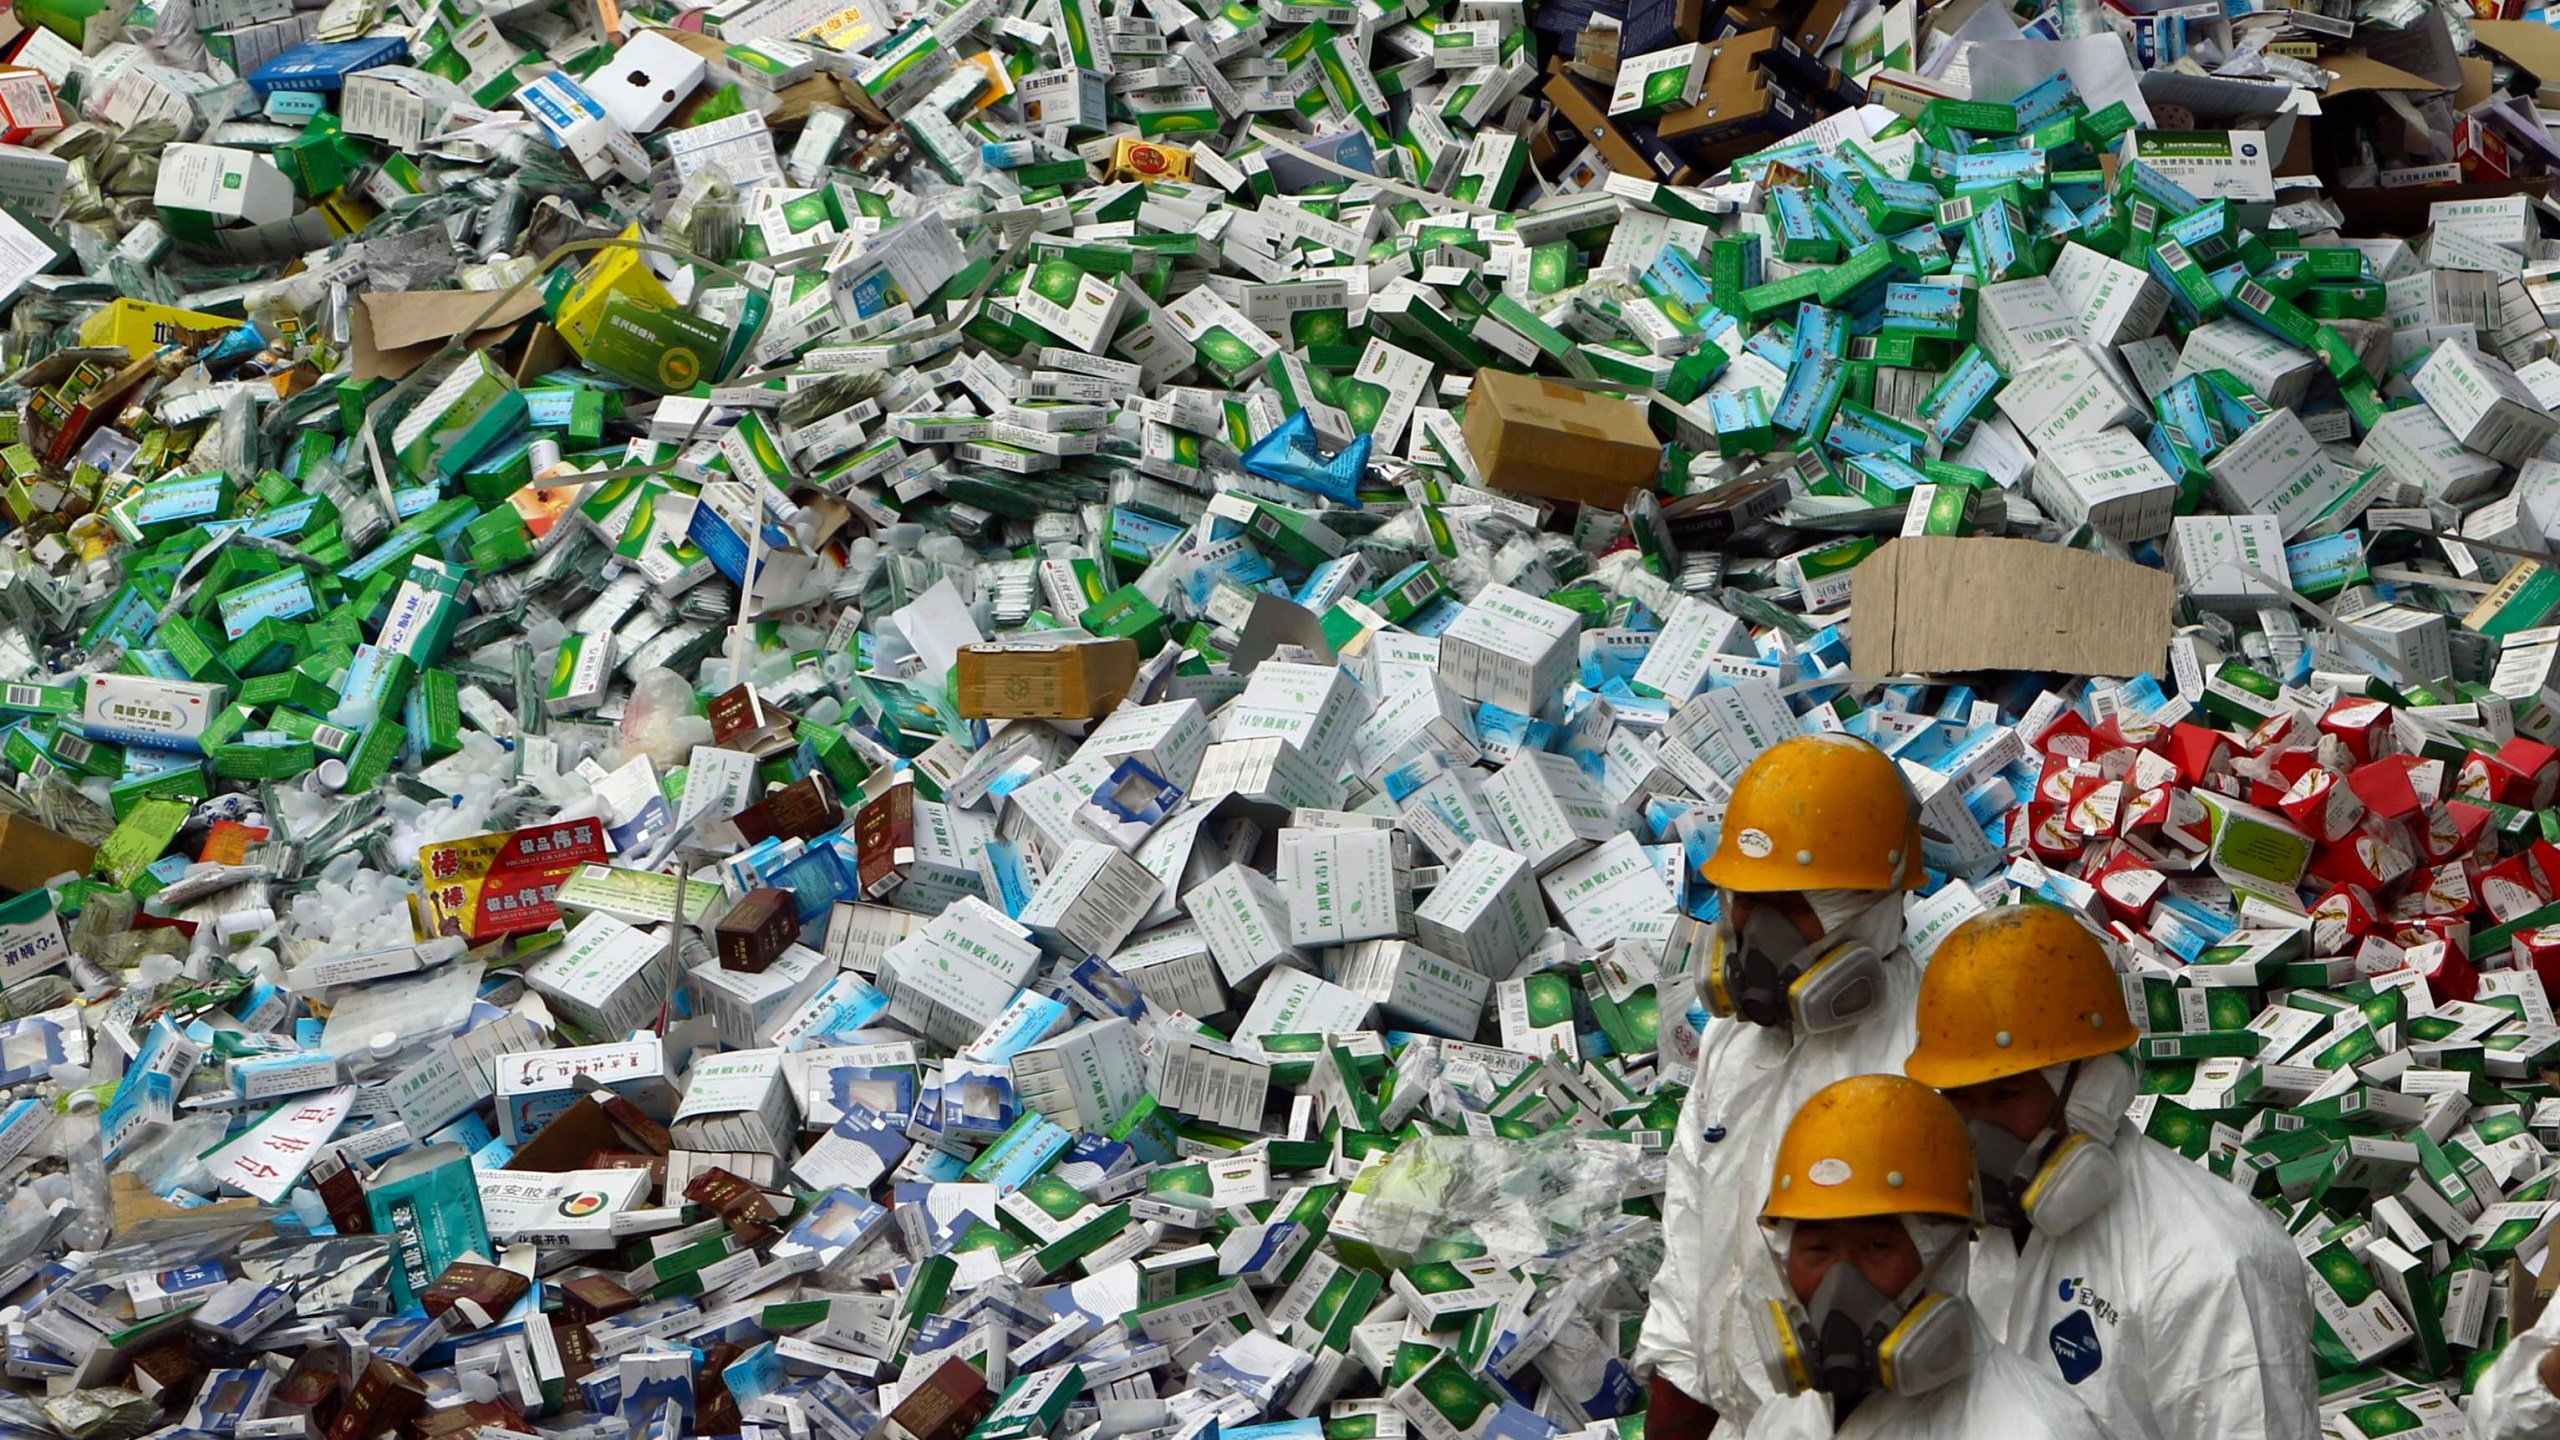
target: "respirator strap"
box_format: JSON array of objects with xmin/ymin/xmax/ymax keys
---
[
  {"xmin": 1995, "ymin": 1063, "xmax": 2085, "ymax": 1245},
  {"xmin": 2025, "ymin": 1060, "xmax": 2089, "ymax": 1180},
  {"xmin": 2000, "ymin": 1062, "xmax": 2096, "ymax": 1246}
]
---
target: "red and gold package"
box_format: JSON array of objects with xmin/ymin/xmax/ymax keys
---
[
  {"xmin": 2456, "ymin": 115, "xmax": 2514, "ymax": 183},
  {"xmin": 413, "ymin": 819, "xmax": 609, "ymax": 941},
  {"xmin": 1109, "ymin": 137, "xmax": 1193, "ymax": 183}
]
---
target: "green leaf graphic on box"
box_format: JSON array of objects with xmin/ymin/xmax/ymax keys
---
[
  {"xmin": 1153, "ymin": 1163, "xmax": 1211, "ymax": 1197},
  {"xmin": 1308, "ymin": 1271, "xmax": 1356, "ymax": 1326},
  {"xmin": 1526, "ymin": 976, "xmax": 1572, "ymax": 1026},
  {"xmin": 2342, "ymin": 1400, "xmax": 2421, "ymax": 1437},
  {"xmin": 1030, "ymin": 259, "xmax": 1082, "ymax": 304},
  {"xmin": 2315, "ymin": 1247, "xmax": 2370, "ymax": 1292},
  {"xmin": 1418, "ymin": 1359, "xmax": 1493, "ymax": 1425},
  {"xmin": 1294, "ymin": 309, "xmax": 1348, "ymax": 347},
  {"xmin": 1022, "ymin": 1175, "xmax": 1083, "ymax": 1217},
  {"xmin": 2484, "ymin": 1215, "xmax": 2542, "ymax": 1255},
  {"xmin": 1196, "ymin": 326, "xmax": 1256, "ymax": 373},
  {"xmin": 1405, "ymin": 1261, "xmax": 1469, "ymax": 1293},
  {"xmin": 2146, "ymin": 1099, "xmax": 2205, "ymax": 1154},
  {"xmin": 615, "ymin": 492, "xmax": 661, "ymax": 560},
  {"xmin": 1337, "ymin": 379, "xmax": 1387, "ymax": 432}
]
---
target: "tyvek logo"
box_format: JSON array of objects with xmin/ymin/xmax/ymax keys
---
[{"xmin": 2049, "ymin": 1310, "xmax": 2103, "ymax": 1385}]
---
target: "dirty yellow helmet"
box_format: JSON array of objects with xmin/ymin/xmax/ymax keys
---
[
  {"xmin": 1701, "ymin": 734, "xmax": 1925, "ymax": 893},
  {"xmin": 1762, "ymin": 1074, "xmax": 1976, "ymax": 1225},
  {"xmin": 1904, "ymin": 906, "xmax": 2139, "ymax": 1091}
]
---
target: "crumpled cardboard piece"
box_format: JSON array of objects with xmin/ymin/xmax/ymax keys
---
[
  {"xmin": 2471, "ymin": 18, "xmax": 2560, "ymax": 86},
  {"xmin": 352, "ymin": 288, "xmax": 549, "ymax": 382},
  {"xmin": 1851, "ymin": 536, "xmax": 2173, "ymax": 679},
  {"xmin": 110, "ymin": 1172, "xmax": 272, "ymax": 1246},
  {"xmin": 2321, "ymin": 52, "xmax": 2445, "ymax": 95}
]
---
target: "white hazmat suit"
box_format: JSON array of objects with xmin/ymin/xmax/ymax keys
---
[
  {"xmin": 1633, "ymin": 902, "xmax": 1921, "ymax": 1428},
  {"xmin": 2470, "ymin": 1291, "xmax": 2560, "ymax": 1439},
  {"xmin": 1739, "ymin": 1218, "xmax": 2105, "ymax": 1440},
  {"xmin": 1968, "ymin": 1116, "xmax": 2318, "ymax": 1440},
  {"xmin": 1739, "ymin": 1321, "xmax": 2110, "ymax": 1440}
]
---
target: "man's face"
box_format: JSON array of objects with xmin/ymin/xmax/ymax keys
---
[
  {"xmin": 1943, "ymin": 1069, "xmax": 2061, "ymax": 1144},
  {"xmin": 1786, "ymin": 1217, "xmax": 1925, "ymax": 1304},
  {"xmin": 1725, "ymin": 890, "xmax": 1825, "ymax": 944}
]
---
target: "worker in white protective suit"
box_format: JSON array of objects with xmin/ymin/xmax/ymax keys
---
[
  {"xmin": 1904, "ymin": 905, "xmax": 2318, "ymax": 1440},
  {"xmin": 2471, "ymin": 1292, "xmax": 2560, "ymax": 1437},
  {"xmin": 1636, "ymin": 733, "xmax": 1928, "ymax": 1436},
  {"xmin": 1738, "ymin": 1073, "xmax": 2107, "ymax": 1440}
]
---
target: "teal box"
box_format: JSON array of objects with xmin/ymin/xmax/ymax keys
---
[{"xmin": 215, "ymin": 569, "xmax": 318, "ymax": 640}]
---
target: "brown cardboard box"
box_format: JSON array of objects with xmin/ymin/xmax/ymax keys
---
[
  {"xmin": 0, "ymin": 813, "xmax": 93, "ymax": 895},
  {"xmin": 1656, "ymin": 30, "xmax": 1782, "ymax": 145},
  {"xmin": 1541, "ymin": 66, "xmax": 1651, "ymax": 178},
  {"xmin": 2291, "ymin": 41, "xmax": 2549, "ymax": 235},
  {"xmin": 1851, "ymin": 536, "xmax": 2173, "ymax": 678},
  {"xmin": 955, "ymin": 636, "xmax": 1140, "ymax": 719},
  {"xmin": 1461, "ymin": 371, "xmax": 1662, "ymax": 508}
]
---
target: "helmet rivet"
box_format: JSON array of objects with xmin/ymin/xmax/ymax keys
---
[
  {"xmin": 1886, "ymin": 1171, "xmax": 1905, "ymax": 1187},
  {"xmin": 2090, "ymin": 1013, "xmax": 2105, "ymax": 1027},
  {"xmin": 1995, "ymin": 1031, "xmax": 2013, "ymax": 1047},
  {"xmin": 1796, "ymin": 850, "xmax": 1814, "ymax": 865},
  {"xmin": 1779, "ymin": 1175, "xmax": 1792, "ymax": 1190},
  {"xmin": 1887, "ymin": 849, "xmax": 1901, "ymax": 864}
]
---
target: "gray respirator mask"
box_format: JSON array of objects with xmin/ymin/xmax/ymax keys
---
[
  {"xmin": 1970, "ymin": 1057, "xmax": 2131, "ymax": 1238},
  {"xmin": 1697, "ymin": 895, "xmax": 1891, "ymax": 1036},
  {"xmin": 1752, "ymin": 1240, "xmax": 1974, "ymax": 1404}
]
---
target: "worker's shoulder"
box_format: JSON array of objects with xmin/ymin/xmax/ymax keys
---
[
  {"xmin": 1961, "ymin": 1339, "xmax": 2110, "ymax": 1440},
  {"xmin": 2120, "ymin": 1129, "xmax": 2299, "ymax": 1270}
]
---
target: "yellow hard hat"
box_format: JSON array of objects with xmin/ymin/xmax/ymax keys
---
[
  {"xmin": 1700, "ymin": 734, "xmax": 1925, "ymax": 893},
  {"xmin": 1904, "ymin": 905, "xmax": 2140, "ymax": 1091},
  {"xmin": 1762, "ymin": 1074, "xmax": 1976, "ymax": 1224}
]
